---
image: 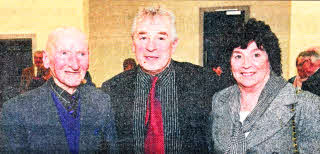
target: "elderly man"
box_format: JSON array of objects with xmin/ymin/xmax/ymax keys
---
[
  {"xmin": 288, "ymin": 51, "xmax": 312, "ymax": 88},
  {"xmin": 20, "ymin": 50, "xmax": 51, "ymax": 93},
  {"xmin": 101, "ymin": 7, "xmax": 220, "ymax": 153},
  {"xmin": 300, "ymin": 48, "xmax": 320, "ymax": 96},
  {"xmin": 0, "ymin": 27, "xmax": 117, "ymax": 153}
]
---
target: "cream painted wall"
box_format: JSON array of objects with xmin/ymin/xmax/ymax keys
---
[
  {"xmin": 0, "ymin": 0, "xmax": 86, "ymax": 52},
  {"xmin": 89, "ymin": 1, "xmax": 291, "ymax": 86},
  {"xmin": 0, "ymin": 1, "xmax": 303, "ymax": 88},
  {"xmin": 289, "ymin": 1, "xmax": 320, "ymax": 78}
]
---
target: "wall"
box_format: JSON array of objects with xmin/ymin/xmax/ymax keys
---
[
  {"xmin": 89, "ymin": 0, "xmax": 291, "ymax": 86},
  {"xmin": 0, "ymin": 0, "xmax": 86, "ymax": 52},
  {"xmin": 289, "ymin": 1, "xmax": 320, "ymax": 78}
]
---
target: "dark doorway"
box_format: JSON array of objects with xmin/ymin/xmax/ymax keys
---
[
  {"xmin": 202, "ymin": 9, "xmax": 247, "ymax": 88},
  {"xmin": 203, "ymin": 10, "xmax": 245, "ymax": 68},
  {"xmin": 0, "ymin": 39, "xmax": 33, "ymax": 104}
]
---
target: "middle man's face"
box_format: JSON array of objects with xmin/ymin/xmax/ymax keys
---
[{"xmin": 132, "ymin": 15, "xmax": 178, "ymax": 76}]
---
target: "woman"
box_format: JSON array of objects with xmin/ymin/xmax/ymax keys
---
[{"xmin": 210, "ymin": 18, "xmax": 320, "ymax": 153}]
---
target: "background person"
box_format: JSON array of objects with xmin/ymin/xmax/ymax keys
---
[
  {"xmin": 300, "ymin": 47, "xmax": 320, "ymax": 96},
  {"xmin": 288, "ymin": 50, "xmax": 312, "ymax": 88},
  {"xmin": 19, "ymin": 50, "xmax": 51, "ymax": 93},
  {"xmin": 123, "ymin": 58, "xmax": 137, "ymax": 71},
  {"xmin": 210, "ymin": 18, "xmax": 320, "ymax": 153}
]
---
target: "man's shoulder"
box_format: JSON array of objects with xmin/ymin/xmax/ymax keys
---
[
  {"xmin": 172, "ymin": 60, "xmax": 217, "ymax": 83},
  {"xmin": 22, "ymin": 66, "xmax": 33, "ymax": 73},
  {"xmin": 79, "ymin": 85, "xmax": 112, "ymax": 110},
  {"xmin": 173, "ymin": 60, "xmax": 205, "ymax": 72},
  {"xmin": 3, "ymin": 83, "xmax": 50, "ymax": 111},
  {"xmin": 306, "ymin": 69, "xmax": 320, "ymax": 83},
  {"xmin": 82, "ymin": 84, "xmax": 110, "ymax": 98},
  {"xmin": 302, "ymin": 69, "xmax": 320, "ymax": 96},
  {"xmin": 110, "ymin": 69, "xmax": 136, "ymax": 82},
  {"xmin": 101, "ymin": 68, "xmax": 137, "ymax": 90}
]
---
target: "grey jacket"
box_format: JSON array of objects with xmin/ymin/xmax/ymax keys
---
[
  {"xmin": 0, "ymin": 81, "xmax": 117, "ymax": 153},
  {"xmin": 210, "ymin": 83, "xmax": 320, "ymax": 153}
]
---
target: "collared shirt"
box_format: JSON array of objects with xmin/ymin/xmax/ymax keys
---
[
  {"xmin": 49, "ymin": 78, "xmax": 80, "ymax": 118},
  {"xmin": 133, "ymin": 62, "xmax": 181, "ymax": 153}
]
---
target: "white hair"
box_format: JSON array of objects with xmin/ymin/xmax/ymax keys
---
[
  {"xmin": 46, "ymin": 27, "xmax": 87, "ymax": 54},
  {"xmin": 131, "ymin": 6, "xmax": 178, "ymax": 40}
]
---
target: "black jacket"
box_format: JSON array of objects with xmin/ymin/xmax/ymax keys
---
[
  {"xmin": 302, "ymin": 69, "xmax": 320, "ymax": 96},
  {"xmin": 101, "ymin": 60, "xmax": 222, "ymax": 153}
]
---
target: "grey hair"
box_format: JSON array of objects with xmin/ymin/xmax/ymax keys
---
[
  {"xmin": 131, "ymin": 6, "xmax": 178, "ymax": 40},
  {"xmin": 295, "ymin": 49, "xmax": 320, "ymax": 66},
  {"xmin": 34, "ymin": 50, "xmax": 44, "ymax": 55},
  {"xmin": 306, "ymin": 49, "xmax": 320, "ymax": 62}
]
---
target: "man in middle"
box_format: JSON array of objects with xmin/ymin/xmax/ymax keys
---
[{"xmin": 101, "ymin": 7, "xmax": 221, "ymax": 153}]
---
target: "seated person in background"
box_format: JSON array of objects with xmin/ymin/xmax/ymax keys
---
[
  {"xmin": 123, "ymin": 58, "xmax": 137, "ymax": 71},
  {"xmin": 300, "ymin": 47, "xmax": 320, "ymax": 96},
  {"xmin": 101, "ymin": 6, "xmax": 221, "ymax": 153},
  {"xmin": 210, "ymin": 18, "xmax": 320, "ymax": 153},
  {"xmin": 288, "ymin": 50, "xmax": 312, "ymax": 89},
  {"xmin": 20, "ymin": 50, "xmax": 51, "ymax": 93},
  {"xmin": 0, "ymin": 27, "xmax": 117, "ymax": 153}
]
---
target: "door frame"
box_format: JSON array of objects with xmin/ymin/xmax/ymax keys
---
[
  {"xmin": 199, "ymin": 6, "xmax": 250, "ymax": 66},
  {"xmin": 0, "ymin": 33, "xmax": 36, "ymax": 54}
]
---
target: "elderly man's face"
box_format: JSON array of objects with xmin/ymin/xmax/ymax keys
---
[
  {"xmin": 34, "ymin": 52, "xmax": 43, "ymax": 67},
  {"xmin": 303, "ymin": 56, "xmax": 320, "ymax": 77},
  {"xmin": 296, "ymin": 56, "xmax": 309, "ymax": 79},
  {"xmin": 44, "ymin": 30, "xmax": 89, "ymax": 90},
  {"xmin": 132, "ymin": 15, "xmax": 178, "ymax": 75}
]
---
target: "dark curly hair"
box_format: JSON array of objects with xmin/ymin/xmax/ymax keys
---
[{"xmin": 224, "ymin": 18, "xmax": 282, "ymax": 76}]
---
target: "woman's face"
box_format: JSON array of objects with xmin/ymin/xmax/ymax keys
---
[{"xmin": 231, "ymin": 41, "xmax": 270, "ymax": 89}]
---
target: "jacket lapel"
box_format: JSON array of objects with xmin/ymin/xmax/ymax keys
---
[
  {"xmin": 41, "ymin": 82, "xmax": 70, "ymax": 150},
  {"xmin": 78, "ymin": 86, "xmax": 106, "ymax": 150},
  {"xmin": 246, "ymin": 84, "xmax": 296, "ymax": 149},
  {"xmin": 42, "ymin": 82, "xmax": 63, "ymax": 126}
]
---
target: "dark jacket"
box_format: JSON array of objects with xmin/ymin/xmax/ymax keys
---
[
  {"xmin": 0, "ymin": 81, "xmax": 117, "ymax": 153},
  {"xmin": 288, "ymin": 76, "xmax": 295, "ymax": 84},
  {"xmin": 302, "ymin": 69, "xmax": 320, "ymax": 96},
  {"xmin": 19, "ymin": 65, "xmax": 50, "ymax": 93},
  {"xmin": 101, "ymin": 60, "xmax": 222, "ymax": 153}
]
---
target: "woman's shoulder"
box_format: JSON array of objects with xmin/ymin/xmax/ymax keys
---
[
  {"xmin": 212, "ymin": 85, "xmax": 238, "ymax": 107},
  {"xmin": 277, "ymin": 83, "xmax": 320, "ymax": 108},
  {"xmin": 297, "ymin": 90, "xmax": 320, "ymax": 101},
  {"xmin": 214, "ymin": 85, "xmax": 238, "ymax": 97},
  {"xmin": 295, "ymin": 89, "xmax": 320, "ymax": 109}
]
